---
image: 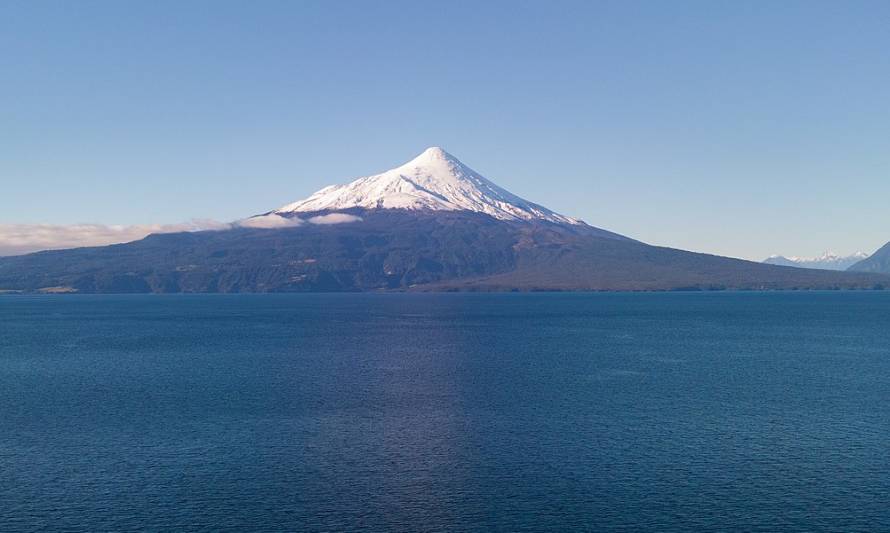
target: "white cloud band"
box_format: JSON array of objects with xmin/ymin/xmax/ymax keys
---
[
  {"xmin": 0, "ymin": 213, "xmax": 363, "ymax": 256},
  {"xmin": 0, "ymin": 219, "xmax": 230, "ymax": 256}
]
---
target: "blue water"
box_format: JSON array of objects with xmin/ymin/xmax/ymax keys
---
[{"xmin": 2, "ymin": 293, "xmax": 889, "ymax": 531}]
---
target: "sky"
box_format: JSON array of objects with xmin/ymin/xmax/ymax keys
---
[{"xmin": 2, "ymin": 0, "xmax": 889, "ymax": 259}]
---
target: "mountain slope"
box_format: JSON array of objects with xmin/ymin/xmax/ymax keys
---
[
  {"xmin": 763, "ymin": 252, "xmax": 869, "ymax": 271},
  {"xmin": 0, "ymin": 211, "xmax": 517, "ymax": 293},
  {"xmin": 848, "ymin": 242, "xmax": 890, "ymax": 274},
  {"xmin": 1, "ymin": 210, "xmax": 887, "ymax": 293},
  {"xmin": 424, "ymin": 225, "xmax": 890, "ymax": 291}
]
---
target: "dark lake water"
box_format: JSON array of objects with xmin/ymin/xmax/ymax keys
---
[{"xmin": 2, "ymin": 292, "xmax": 889, "ymax": 531}]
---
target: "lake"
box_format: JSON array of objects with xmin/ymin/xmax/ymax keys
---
[{"xmin": 2, "ymin": 293, "xmax": 889, "ymax": 531}]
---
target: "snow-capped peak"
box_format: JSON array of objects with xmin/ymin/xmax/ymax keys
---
[
  {"xmin": 763, "ymin": 251, "xmax": 870, "ymax": 271},
  {"xmin": 274, "ymin": 147, "xmax": 582, "ymax": 224}
]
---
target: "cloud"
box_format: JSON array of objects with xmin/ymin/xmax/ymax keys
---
[
  {"xmin": 307, "ymin": 213, "xmax": 363, "ymax": 225},
  {"xmin": 0, "ymin": 212, "xmax": 364, "ymax": 256},
  {"xmin": 0, "ymin": 219, "xmax": 229, "ymax": 256},
  {"xmin": 236, "ymin": 213, "xmax": 304, "ymax": 229},
  {"xmin": 236, "ymin": 212, "xmax": 361, "ymax": 228}
]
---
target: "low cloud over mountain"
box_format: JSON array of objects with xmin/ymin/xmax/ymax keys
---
[
  {"xmin": 1, "ymin": 213, "xmax": 366, "ymax": 256},
  {"xmin": 0, "ymin": 220, "xmax": 229, "ymax": 257}
]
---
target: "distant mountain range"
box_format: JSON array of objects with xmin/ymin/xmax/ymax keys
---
[
  {"xmin": 1, "ymin": 148, "xmax": 889, "ymax": 293},
  {"xmin": 763, "ymin": 252, "xmax": 870, "ymax": 271}
]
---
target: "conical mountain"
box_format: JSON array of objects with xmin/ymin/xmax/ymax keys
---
[
  {"xmin": 274, "ymin": 147, "xmax": 580, "ymax": 225},
  {"xmin": 2, "ymin": 148, "xmax": 889, "ymax": 293}
]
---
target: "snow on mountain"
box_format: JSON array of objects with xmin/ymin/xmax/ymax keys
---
[
  {"xmin": 763, "ymin": 251, "xmax": 870, "ymax": 271},
  {"xmin": 274, "ymin": 147, "xmax": 582, "ymax": 225}
]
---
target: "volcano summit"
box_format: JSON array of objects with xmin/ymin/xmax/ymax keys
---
[{"xmin": 273, "ymin": 147, "xmax": 582, "ymax": 225}]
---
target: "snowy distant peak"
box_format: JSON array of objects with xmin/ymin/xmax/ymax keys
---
[
  {"xmin": 275, "ymin": 147, "xmax": 582, "ymax": 225},
  {"xmin": 763, "ymin": 251, "xmax": 869, "ymax": 271}
]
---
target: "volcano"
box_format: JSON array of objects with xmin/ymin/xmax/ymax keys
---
[{"xmin": 1, "ymin": 148, "xmax": 888, "ymax": 293}]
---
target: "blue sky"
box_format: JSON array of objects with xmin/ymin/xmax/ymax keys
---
[{"xmin": 2, "ymin": 0, "xmax": 889, "ymax": 259}]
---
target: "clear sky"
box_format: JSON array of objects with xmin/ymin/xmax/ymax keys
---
[{"xmin": 2, "ymin": 0, "xmax": 889, "ymax": 260}]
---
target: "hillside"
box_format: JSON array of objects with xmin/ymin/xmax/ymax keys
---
[
  {"xmin": 848, "ymin": 242, "xmax": 890, "ymax": 274},
  {"xmin": 1, "ymin": 210, "xmax": 887, "ymax": 293}
]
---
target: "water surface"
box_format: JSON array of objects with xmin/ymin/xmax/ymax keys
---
[{"xmin": 2, "ymin": 293, "xmax": 889, "ymax": 531}]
